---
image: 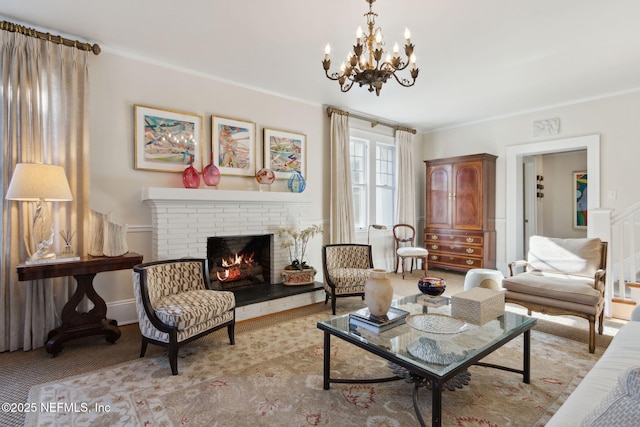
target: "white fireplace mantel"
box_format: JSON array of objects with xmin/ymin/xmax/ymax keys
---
[
  {"xmin": 141, "ymin": 187, "xmax": 312, "ymax": 204},
  {"xmin": 140, "ymin": 186, "xmax": 313, "ymax": 278}
]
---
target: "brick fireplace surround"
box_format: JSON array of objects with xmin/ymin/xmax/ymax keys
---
[{"xmin": 141, "ymin": 187, "xmax": 324, "ymax": 321}]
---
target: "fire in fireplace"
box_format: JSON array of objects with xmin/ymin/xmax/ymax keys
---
[{"xmin": 207, "ymin": 234, "xmax": 273, "ymax": 289}]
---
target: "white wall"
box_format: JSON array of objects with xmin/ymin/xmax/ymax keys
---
[
  {"xmin": 421, "ymin": 90, "xmax": 640, "ymax": 271},
  {"xmin": 88, "ymin": 52, "xmax": 328, "ymax": 319},
  {"xmin": 540, "ymin": 150, "xmax": 588, "ymax": 238}
]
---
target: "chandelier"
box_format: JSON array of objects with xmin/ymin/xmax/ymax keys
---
[{"xmin": 322, "ymin": 0, "xmax": 418, "ymax": 96}]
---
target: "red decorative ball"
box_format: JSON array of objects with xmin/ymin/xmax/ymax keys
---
[{"xmin": 256, "ymin": 168, "xmax": 276, "ymax": 185}]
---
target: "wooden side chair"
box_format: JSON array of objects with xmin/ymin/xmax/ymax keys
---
[
  {"xmin": 393, "ymin": 224, "xmax": 429, "ymax": 279},
  {"xmin": 132, "ymin": 258, "xmax": 236, "ymax": 375}
]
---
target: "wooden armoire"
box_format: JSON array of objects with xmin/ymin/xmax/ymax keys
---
[{"xmin": 424, "ymin": 153, "xmax": 497, "ymax": 272}]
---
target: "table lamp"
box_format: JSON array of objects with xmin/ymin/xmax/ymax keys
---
[{"xmin": 5, "ymin": 163, "xmax": 73, "ymax": 262}]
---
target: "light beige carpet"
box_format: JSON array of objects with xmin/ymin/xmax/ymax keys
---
[{"xmin": 25, "ymin": 298, "xmax": 604, "ymax": 427}]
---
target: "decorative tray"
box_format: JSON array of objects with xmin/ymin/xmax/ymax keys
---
[
  {"xmin": 407, "ymin": 336, "xmax": 469, "ymax": 365},
  {"xmin": 405, "ymin": 314, "xmax": 468, "ymax": 334}
]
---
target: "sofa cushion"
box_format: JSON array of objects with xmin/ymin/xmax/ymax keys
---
[
  {"xmin": 527, "ymin": 236, "xmax": 602, "ymax": 278},
  {"xmin": 581, "ymin": 366, "xmax": 640, "ymax": 427},
  {"xmin": 326, "ymin": 267, "xmax": 370, "ymax": 288},
  {"xmin": 397, "ymin": 247, "xmax": 428, "ymax": 256},
  {"xmin": 502, "ymin": 270, "xmax": 601, "ymax": 305},
  {"xmin": 154, "ymin": 289, "xmax": 235, "ymax": 330},
  {"xmin": 325, "ymin": 267, "xmax": 370, "ymax": 296}
]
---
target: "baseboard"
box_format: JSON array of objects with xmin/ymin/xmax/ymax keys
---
[{"xmin": 107, "ymin": 298, "xmax": 138, "ymax": 326}]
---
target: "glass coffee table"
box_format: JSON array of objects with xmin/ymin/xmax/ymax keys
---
[{"xmin": 317, "ymin": 294, "xmax": 537, "ymax": 427}]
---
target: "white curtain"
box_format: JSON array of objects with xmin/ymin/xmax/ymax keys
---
[
  {"xmin": 1, "ymin": 31, "xmax": 91, "ymax": 351},
  {"xmin": 395, "ymin": 129, "xmax": 416, "ymax": 228},
  {"xmin": 329, "ymin": 112, "xmax": 355, "ymax": 243}
]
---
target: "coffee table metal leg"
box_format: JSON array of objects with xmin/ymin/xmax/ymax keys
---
[
  {"xmin": 323, "ymin": 332, "xmax": 331, "ymax": 390},
  {"xmin": 432, "ymin": 380, "xmax": 442, "ymax": 427},
  {"xmin": 524, "ymin": 329, "xmax": 531, "ymax": 384},
  {"xmin": 412, "ymin": 383, "xmax": 426, "ymax": 427}
]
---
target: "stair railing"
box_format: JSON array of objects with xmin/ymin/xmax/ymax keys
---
[{"xmin": 610, "ymin": 201, "xmax": 640, "ymax": 302}]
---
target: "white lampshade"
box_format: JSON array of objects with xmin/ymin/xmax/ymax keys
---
[{"xmin": 5, "ymin": 163, "xmax": 73, "ymax": 201}]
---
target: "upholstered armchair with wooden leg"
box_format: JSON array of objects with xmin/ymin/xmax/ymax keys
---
[
  {"xmin": 132, "ymin": 258, "xmax": 236, "ymax": 375},
  {"xmin": 502, "ymin": 236, "xmax": 607, "ymax": 353},
  {"xmin": 322, "ymin": 244, "xmax": 373, "ymax": 314}
]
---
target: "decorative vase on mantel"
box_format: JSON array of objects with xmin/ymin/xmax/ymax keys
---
[
  {"xmin": 287, "ymin": 171, "xmax": 306, "ymax": 193},
  {"xmin": 202, "ymin": 152, "xmax": 221, "ymax": 187},
  {"xmin": 182, "ymin": 156, "xmax": 201, "ymax": 189},
  {"xmin": 281, "ymin": 266, "xmax": 317, "ymax": 286},
  {"xmin": 255, "ymin": 168, "xmax": 275, "ymax": 191},
  {"xmin": 365, "ymin": 269, "xmax": 393, "ymax": 319}
]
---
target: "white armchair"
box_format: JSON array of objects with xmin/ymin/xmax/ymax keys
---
[{"xmin": 502, "ymin": 236, "xmax": 607, "ymax": 353}]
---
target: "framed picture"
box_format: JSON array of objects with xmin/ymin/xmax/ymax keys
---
[
  {"xmin": 134, "ymin": 105, "xmax": 203, "ymax": 172},
  {"xmin": 264, "ymin": 128, "xmax": 306, "ymax": 179},
  {"xmin": 211, "ymin": 116, "xmax": 256, "ymax": 176},
  {"xmin": 573, "ymin": 171, "xmax": 588, "ymax": 229}
]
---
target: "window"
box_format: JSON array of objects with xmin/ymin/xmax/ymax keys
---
[{"xmin": 350, "ymin": 128, "xmax": 396, "ymax": 231}]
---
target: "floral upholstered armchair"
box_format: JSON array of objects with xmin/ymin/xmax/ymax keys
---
[
  {"xmin": 322, "ymin": 244, "xmax": 373, "ymax": 314},
  {"xmin": 132, "ymin": 258, "xmax": 236, "ymax": 375}
]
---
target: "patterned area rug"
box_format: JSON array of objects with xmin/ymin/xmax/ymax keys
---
[{"xmin": 26, "ymin": 303, "xmax": 602, "ymax": 426}]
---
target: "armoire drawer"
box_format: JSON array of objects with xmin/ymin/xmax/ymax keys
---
[
  {"xmin": 426, "ymin": 243, "xmax": 484, "ymax": 257},
  {"xmin": 424, "ymin": 233, "xmax": 484, "ymax": 246},
  {"xmin": 428, "ymin": 254, "xmax": 483, "ymax": 269}
]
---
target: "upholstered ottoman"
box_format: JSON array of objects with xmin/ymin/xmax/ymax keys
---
[{"xmin": 463, "ymin": 268, "xmax": 504, "ymax": 291}]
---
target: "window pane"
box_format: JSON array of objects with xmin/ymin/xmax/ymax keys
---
[
  {"xmin": 376, "ymin": 143, "xmax": 395, "ymax": 226},
  {"xmin": 352, "ymin": 186, "xmax": 367, "ymax": 229},
  {"xmin": 376, "ymin": 187, "xmax": 395, "ymax": 226},
  {"xmin": 350, "ymin": 131, "xmax": 396, "ymax": 231},
  {"xmin": 350, "ymin": 141, "xmax": 366, "ymax": 185}
]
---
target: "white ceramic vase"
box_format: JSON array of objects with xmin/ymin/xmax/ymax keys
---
[{"xmin": 364, "ymin": 269, "xmax": 393, "ymax": 318}]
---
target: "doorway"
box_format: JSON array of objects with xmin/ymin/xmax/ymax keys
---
[{"xmin": 505, "ymin": 134, "xmax": 600, "ymax": 264}]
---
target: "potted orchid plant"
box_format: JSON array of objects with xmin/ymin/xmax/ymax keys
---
[{"xmin": 278, "ymin": 224, "xmax": 323, "ymax": 285}]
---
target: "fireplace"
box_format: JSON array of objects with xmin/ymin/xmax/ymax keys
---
[
  {"xmin": 142, "ymin": 188, "xmax": 324, "ymax": 318},
  {"xmin": 207, "ymin": 234, "xmax": 273, "ymax": 289}
]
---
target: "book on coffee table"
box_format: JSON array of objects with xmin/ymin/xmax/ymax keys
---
[{"xmin": 349, "ymin": 306, "xmax": 410, "ymax": 333}]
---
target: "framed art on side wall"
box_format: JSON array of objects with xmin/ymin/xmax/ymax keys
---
[
  {"xmin": 134, "ymin": 105, "xmax": 203, "ymax": 172},
  {"xmin": 212, "ymin": 116, "xmax": 256, "ymax": 176},
  {"xmin": 264, "ymin": 128, "xmax": 306, "ymax": 179},
  {"xmin": 573, "ymin": 171, "xmax": 588, "ymax": 229}
]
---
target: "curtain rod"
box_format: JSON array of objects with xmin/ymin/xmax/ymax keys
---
[
  {"xmin": 326, "ymin": 106, "xmax": 417, "ymax": 134},
  {"xmin": 0, "ymin": 20, "xmax": 101, "ymax": 55}
]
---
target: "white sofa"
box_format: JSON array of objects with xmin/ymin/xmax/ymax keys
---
[{"xmin": 547, "ymin": 306, "xmax": 640, "ymax": 426}]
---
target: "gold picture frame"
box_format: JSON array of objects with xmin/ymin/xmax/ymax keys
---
[
  {"xmin": 211, "ymin": 115, "xmax": 256, "ymax": 177},
  {"xmin": 134, "ymin": 104, "xmax": 203, "ymax": 172},
  {"xmin": 263, "ymin": 128, "xmax": 306, "ymax": 179}
]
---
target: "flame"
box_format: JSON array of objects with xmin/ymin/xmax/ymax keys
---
[
  {"xmin": 216, "ymin": 270, "xmax": 229, "ymax": 282},
  {"xmin": 217, "ymin": 251, "xmax": 255, "ymax": 282}
]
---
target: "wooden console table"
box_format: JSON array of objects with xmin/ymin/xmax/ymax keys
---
[{"xmin": 17, "ymin": 252, "xmax": 143, "ymax": 356}]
